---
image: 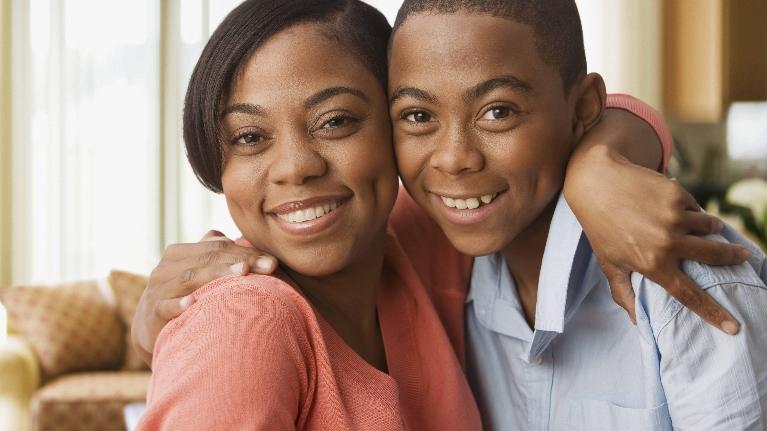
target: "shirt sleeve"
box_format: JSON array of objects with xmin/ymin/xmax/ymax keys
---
[
  {"xmin": 136, "ymin": 275, "xmax": 313, "ymax": 431},
  {"xmin": 605, "ymin": 93, "xmax": 673, "ymax": 172},
  {"xmin": 636, "ymin": 273, "xmax": 767, "ymax": 429}
]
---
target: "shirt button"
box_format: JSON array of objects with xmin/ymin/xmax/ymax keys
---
[{"xmin": 533, "ymin": 356, "xmax": 544, "ymax": 366}]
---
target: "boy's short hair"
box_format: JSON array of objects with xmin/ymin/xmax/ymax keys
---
[{"xmin": 393, "ymin": 0, "xmax": 586, "ymax": 91}]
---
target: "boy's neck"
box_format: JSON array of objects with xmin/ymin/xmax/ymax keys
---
[
  {"xmin": 285, "ymin": 229, "xmax": 388, "ymax": 371},
  {"xmin": 501, "ymin": 197, "xmax": 557, "ymax": 329}
]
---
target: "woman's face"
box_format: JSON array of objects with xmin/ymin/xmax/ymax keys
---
[{"xmin": 220, "ymin": 23, "xmax": 397, "ymax": 277}]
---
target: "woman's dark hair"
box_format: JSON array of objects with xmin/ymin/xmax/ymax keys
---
[{"xmin": 184, "ymin": 0, "xmax": 392, "ymax": 193}]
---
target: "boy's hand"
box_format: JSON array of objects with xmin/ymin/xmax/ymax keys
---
[
  {"xmin": 564, "ymin": 109, "xmax": 749, "ymax": 335},
  {"xmin": 130, "ymin": 231, "xmax": 277, "ymax": 366}
]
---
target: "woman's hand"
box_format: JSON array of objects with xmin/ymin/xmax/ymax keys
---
[
  {"xmin": 565, "ymin": 109, "xmax": 749, "ymax": 334},
  {"xmin": 130, "ymin": 230, "xmax": 278, "ymax": 366}
]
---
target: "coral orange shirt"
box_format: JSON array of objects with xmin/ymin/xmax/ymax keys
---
[{"xmin": 138, "ymin": 225, "xmax": 479, "ymax": 431}]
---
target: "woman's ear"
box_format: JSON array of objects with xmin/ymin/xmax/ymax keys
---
[{"xmin": 571, "ymin": 73, "xmax": 606, "ymax": 141}]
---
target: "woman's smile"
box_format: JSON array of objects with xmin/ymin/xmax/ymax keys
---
[{"xmin": 268, "ymin": 194, "xmax": 352, "ymax": 236}]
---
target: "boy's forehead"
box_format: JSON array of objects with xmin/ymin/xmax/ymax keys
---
[{"xmin": 388, "ymin": 13, "xmax": 554, "ymax": 90}]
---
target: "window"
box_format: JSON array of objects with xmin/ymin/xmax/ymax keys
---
[{"xmin": 13, "ymin": 0, "xmax": 160, "ymax": 283}]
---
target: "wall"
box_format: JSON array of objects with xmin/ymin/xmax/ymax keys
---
[{"xmin": 1, "ymin": 0, "xmax": 12, "ymax": 288}]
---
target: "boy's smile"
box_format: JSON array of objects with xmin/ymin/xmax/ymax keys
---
[{"xmin": 389, "ymin": 13, "xmax": 584, "ymax": 257}]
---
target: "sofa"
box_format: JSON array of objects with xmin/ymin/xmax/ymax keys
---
[{"xmin": 0, "ymin": 271, "xmax": 151, "ymax": 431}]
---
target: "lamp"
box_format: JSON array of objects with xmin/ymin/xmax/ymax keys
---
[{"xmin": 727, "ymin": 102, "xmax": 767, "ymax": 161}]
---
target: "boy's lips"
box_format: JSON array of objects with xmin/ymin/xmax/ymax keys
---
[{"xmin": 429, "ymin": 190, "xmax": 506, "ymax": 226}]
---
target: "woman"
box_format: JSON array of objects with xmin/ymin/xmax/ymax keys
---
[{"xmin": 137, "ymin": 1, "xmax": 481, "ymax": 429}]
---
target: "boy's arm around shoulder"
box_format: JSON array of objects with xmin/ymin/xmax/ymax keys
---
[
  {"xmin": 633, "ymin": 238, "xmax": 767, "ymax": 430},
  {"xmin": 137, "ymin": 275, "xmax": 313, "ymax": 431}
]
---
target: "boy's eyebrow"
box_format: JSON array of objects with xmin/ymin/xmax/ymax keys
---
[
  {"xmin": 464, "ymin": 74, "xmax": 533, "ymax": 102},
  {"xmin": 305, "ymin": 86, "xmax": 369, "ymax": 109},
  {"xmin": 389, "ymin": 86, "xmax": 439, "ymax": 105},
  {"xmin": 221, "ymin": 103, "xmax": 267, "ymax": 118}
]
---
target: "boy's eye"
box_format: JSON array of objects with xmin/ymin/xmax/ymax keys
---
[
  {"xmin": 404, "ymin": 111, "xmax": 432, "ymax": 123},
  {"xmin": 481, "ymin": 106, "xmax": 511, "ymax": 120}
]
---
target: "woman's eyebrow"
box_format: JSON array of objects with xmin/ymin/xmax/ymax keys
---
[
  {"xmin": 220, "ymin": 103, "xmax": 267, "ymax": 118},
  {"xmin": 304, "ymin": 86, "xmax": 369, "ymax": 109},
  {"xmin": 389, "ymin": 86, "xmax": 438, "ymax": 105},
  {"xmin": 464, "ymin": 74, "xmax": 533, "ymax": 103}
]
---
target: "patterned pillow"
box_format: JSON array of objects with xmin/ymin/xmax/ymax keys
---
[
  {"xmin": 0, "ymin": 279, "xmax": 124, "ymax": 381},
  {"xmin": 108, "ymin": 270, "xmax": 150, "ymax": 371}
]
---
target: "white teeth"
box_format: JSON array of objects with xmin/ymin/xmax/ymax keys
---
[
  {"xmin": 439, "ymin": 193, "xmax": 499, "ymax": 210},
  {"xmin": 277, "ymin": 201, "xmax": 339, "ymax": 223}
]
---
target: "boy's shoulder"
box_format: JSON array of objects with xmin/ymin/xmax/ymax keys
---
[{"xmin": 631, "ymin": 232, "xmax": 767, "ymax": 338}]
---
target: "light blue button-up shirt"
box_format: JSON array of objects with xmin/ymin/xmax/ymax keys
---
[{"xmin": 465, "ymin": 194, "xmax": 767, "ymax": 430}]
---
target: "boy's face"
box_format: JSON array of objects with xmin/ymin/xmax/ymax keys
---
[{"xmin": 389, "ymin": 13, "xmax": 578, "ymax": 256}]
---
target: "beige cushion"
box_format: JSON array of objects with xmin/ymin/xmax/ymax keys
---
[
  {"xmin": 31, "ymin": 371, "xmax": 150, "ymax": 431},
  {"xmin": 108, "ymin": 270, "xmax": 150, "ymax": 371},
  {"xmin": 0, "ymin": 280, "xmax": 124, "ymax": 381}
]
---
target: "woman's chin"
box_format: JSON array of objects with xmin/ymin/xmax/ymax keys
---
[{"xmin": 279, "ymin": 253, "xmax": 351, "ymax": 279}]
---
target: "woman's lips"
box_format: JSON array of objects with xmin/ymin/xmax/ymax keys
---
[
  {"xmin": 269, "ymin": 195, "xmax": 350, "ymax": 236},
  {"xmin": 429, "ymin": 190, "xmax": 505, "ymax": 226}
]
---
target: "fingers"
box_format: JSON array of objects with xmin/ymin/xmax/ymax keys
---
[
  {"xmin": 672, "ymin": 183, "xmax": 702, "ymax": 211},
  {"xmin": 200, "ymin": 230, "xmax": 228, "ymax": 242},
  {"xmin": 605, "ymin": 268, "xmax": 637, "ymax": 324},
  {"xmin": 155, "ymin": 296, "xmax": 195, "ymax": 321},
  {"xmin": 678, "ymin": 236, "xmax": 750, "ymax": 267},
  {"xmin": 681, "ymin": 211, "xmax": 724, "ymax": 235},
  {"xmin": 658, "ymin": 270, "xmax": 740, "ymax": 335}
]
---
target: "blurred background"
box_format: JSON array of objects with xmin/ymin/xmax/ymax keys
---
[
  {"xmin": 0, "ymin": 1, "xmax": 765, "ymax": 430},
  {"xmin": 1, "ymin": 0, "xmax": 766, "ymax": 288}
]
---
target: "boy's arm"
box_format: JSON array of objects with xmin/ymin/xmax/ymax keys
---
[
  {"xmin": 636, "ymin": 273, "xmax": 767, "ymax": 429},
  {"xmin": 564, "ymin": 94, "xmax": 748, "ymax": 333},
  {"xmin": 136, "ymin": 276, "xmax": 308, "ymax": 430}
]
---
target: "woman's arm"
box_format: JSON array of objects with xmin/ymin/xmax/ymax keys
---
[
  {"xmin": 564, "ymin": 95, "xmax": 749, "ymax": 334},
  {"xmin": 136, "ymin": 275, "xmax": 309, "ymax": 430}
]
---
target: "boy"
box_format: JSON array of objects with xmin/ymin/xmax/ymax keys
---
[{"xmin": 387, "ymin": 0, "xmax": 767, "ymax": 429}]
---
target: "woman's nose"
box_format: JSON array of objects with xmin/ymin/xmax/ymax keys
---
[{"xmin": 267, "ymin": 134, "xmax": 328, "ymax": 185}]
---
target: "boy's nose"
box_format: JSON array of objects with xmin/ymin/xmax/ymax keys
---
[{"xmin": 429, "ymin": 130, "xmax": 484, "ymax": 176}]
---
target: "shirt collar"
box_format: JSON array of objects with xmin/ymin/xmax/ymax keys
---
[
  {"xmin": 534, "ymin": 194, "xmax": 594, "ymax": 333},
  {"xmin": 466, "ymin": 194, "xmax": 600, "ymax": 359}
]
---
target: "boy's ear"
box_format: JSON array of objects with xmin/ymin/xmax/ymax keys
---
[{"xmin": 571, "ymin": 73, "xmax": 606, "ymax": 141}]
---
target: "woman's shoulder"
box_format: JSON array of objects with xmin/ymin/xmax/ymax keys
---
[
  {"xmin": 193, "ymin": 273, "xmax": 307, "ymax": 306},
  {"xmin": 164, "ymin": 274, "xmax": 316, "ymax": 342}
]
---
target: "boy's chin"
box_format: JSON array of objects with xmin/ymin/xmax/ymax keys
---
[{"xmin": 442, "ymin": 230, "xmax": 509, "ymax": 257}]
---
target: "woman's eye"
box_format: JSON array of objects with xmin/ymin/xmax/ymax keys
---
[
  {"xmin": 322, "ymin": 116, "xmax": 349, "ymax": 129},
  {"xmin": 234, "ymin": 133, "xmax": 263, "ymax": 145},
  {"xmin": 404, "ymin": 111, "xmax": 431, "ymax": 123},
  {"xmin": 481, "ymin": 106, "xmax": 511, "ymax": 120}
]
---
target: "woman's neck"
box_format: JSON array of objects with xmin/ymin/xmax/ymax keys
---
[
  {"xmin": 285, "ymin": 229, "xmax": 388, "ymax": 371},
  {"xmin": 501, "ymin": 198, "xmax": 557, "ymax": 329}
]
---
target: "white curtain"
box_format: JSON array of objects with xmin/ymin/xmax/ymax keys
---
[{"xmin": 14, "ymin": 0, "xmax": 161, "ymax": 283}]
